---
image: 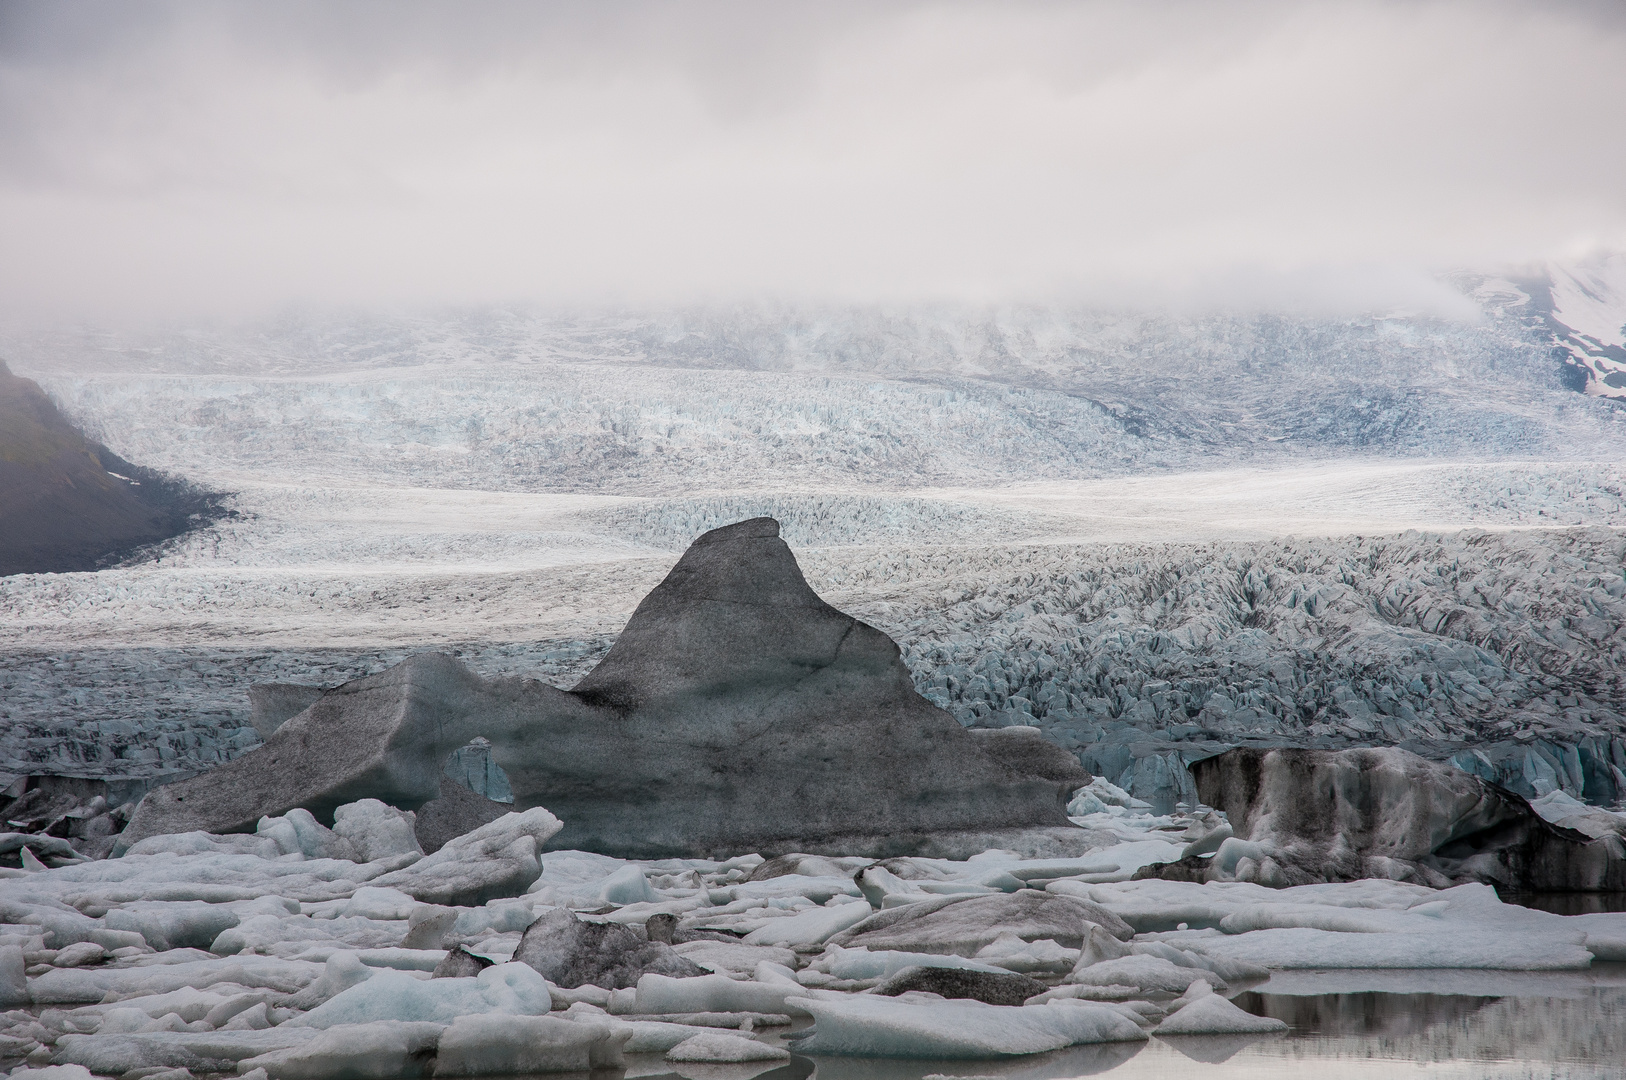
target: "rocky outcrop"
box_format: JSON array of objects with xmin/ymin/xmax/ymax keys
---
[
  {"xmin": 0, "ymin": 360, "xmax": 221, "ymax": 576},
  {"xmin": 122, "ymin": 518, "xmax": 1081, "ymax": 857},
  {"xmin": 1145, "ymin": 746, "xmax": 1626, "ymax": 891}
]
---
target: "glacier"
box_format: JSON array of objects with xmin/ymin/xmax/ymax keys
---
[
  {"xmin": 0, "ymin": 299, "xmax": 1624, "ymax": 813},
  {"xmin": 3, "ymin": 484, "xmax": 1623, "ymax": 810}
]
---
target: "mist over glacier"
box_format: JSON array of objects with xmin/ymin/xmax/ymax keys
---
[
  {"xmin": 2, "ymin": 299, "xmax": 1624, "ymax": 811},
  {"xmin": 11, "ymin": 301, "xmax": 1626, "ymax": 491}
]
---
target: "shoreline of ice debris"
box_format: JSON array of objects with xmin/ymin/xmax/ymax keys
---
[{"xmin": 3, "ymin": 783, "xmax": 1624, "ymax": 1077}]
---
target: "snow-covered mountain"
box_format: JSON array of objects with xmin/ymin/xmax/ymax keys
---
[{"xmin": 1470, "ymin": 251, "xmax": 1626, "ymax": 400}]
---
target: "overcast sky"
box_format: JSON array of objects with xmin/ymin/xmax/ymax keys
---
[{"xmin": 1, "ymin": 0, "xmax": 1623, "ymax": 323}]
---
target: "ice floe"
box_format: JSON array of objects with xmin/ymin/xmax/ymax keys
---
[{"xmin": 3, "ymin": 785, "xmax": 1625, "ymax": 1071}]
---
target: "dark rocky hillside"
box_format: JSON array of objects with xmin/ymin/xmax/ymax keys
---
[{"xmin": 0, "ymin": 360, "xmax": 222, "ymax": 576}]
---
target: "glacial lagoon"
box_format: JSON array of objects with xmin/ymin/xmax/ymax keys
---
[{"xmin": 719, "ymin": 970, "xmax": 1626, "ymax": 1080}]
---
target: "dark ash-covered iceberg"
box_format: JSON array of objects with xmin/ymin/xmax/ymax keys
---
[
  {"xmin": 1145, "ymin": 746, "xmax": 1626, "ymax": 891},
  {"xmin": 124, "ymin": 518, "xmax": 1085, "ymax": 857}
]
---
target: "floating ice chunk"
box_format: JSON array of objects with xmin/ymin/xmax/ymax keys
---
[
  {"xmin": 401, "ymin": 907, "xmax": 456, "ymax": 951},
  {"xmin": 514, "ymin": 907, "xmax": 702, "ymax": 989},
  {"xmin": 754, "ymin": 959, "xmax": 801, "ymax": 987},
  {"xmin": 53, "ymin": 1028, "xmax": 315, "ymax": 1074},
  {"xmin": 992, "ymin": 849, "xmax": 1185, "ymax": 884},
  {"xmin": 1068, "ymin": 779, "xmax": 1152, "ymax": 814},
  {"xmin": 138, "ymin": 1012, "xmax": 193, "ymax": 1033},
  {"xmin": 286, "ymin": 953, "xmax": 375, "ymax": 1010},
  {"xmin": 0, "ymin": 942, "xmax": 27, "ymax": 1004},
  {"xmin": 665, "ymin": 1031, "xmax": 789, "ymax": 1063},
  {"xmin": 24, "ymin": 848, "xmax": 383, "ymax": 906},
  {"xmin": 1071, "ymin": 924, "xmax": 1131, "ymax": 970},
  {"xmin": 105, "ymin": 901, "xmax": 243, "ymax": 951},
  {"xmin": 332, "ymin": 801, "xmax": 422, "ymax": 864},
  {"xmin": 243, "ymin": 1020, "xmax": 444, "ymax": 1080},
  {"xmin": 617, "ymin": 1020, "xmax": 738, "ymax": 1054},
  {"xmin": 1216, "ymin": 903, "xmax": 1447, "ymax": 935},
  {"xmin": 212, "ymin": 913, "xmax": 342, "ymax": 956},
  {"xmin": 71, "ymin": 985, "xmax": 232, "ymax": 1024},
  {"xmin": 0, "ymin": 895, "xmax": 144, "ymax": 951},
  {"xmin": 740, "ymin": 899, "xmax": 871, "ymax": 946},
  {"xmin": 874, "ymin": 965, "xmax": 1048, "ymax": 1006},
  {"xmin": 248, "ymin": 810, "xmax": 365, "ymax": 863},
  {"xmin": 815, "ymin": 945, "xmax": 1009, "ymax": 982},
  {"xmin": 854, "ymin": 865, "xmax": 926, "ymax": 908},
  {"xmin": 206, "ymin": 992, "xmax": 277, "ymax": 1028},
  {"xmin": 288, "ymin": 810, "xmax": 361, "ymax": 862},
  {"xmin": 92, "ymin": 1007, "xmax": 157, "ymax": 1034},
  {"xmin": 523, "ymin": 850, "xmax": 627, "ymax": 896},
  {"xmin": 671, "ymin": 940, "xmax": 797, "ymax": 975},
  {"xmin": 1155, "ymin": 982, "xmax": 1287, "ymax": 1035},
  {"xmin": 334, "ymin": 887, "xmax": 419, "ymax": 922},
  {"xmin": 1572, "ymin": 914, "xmax": 1626, "ymax": 962},
  {"xmin": 831, "ymin": 891, "xmax": 1132, "ymax": 956},
  {"xmin": 367, "ymin": 809, "xmax": 561, "ymax": 906},
  {"xmin": 5, "ymin": 1065, "xmax": 96, "ymax": 1080},
  {"xmin": 1176, "ymin": 926, "xmax": 1595, "ymax": 971},
  {"xmin": 746, "ymin": 853, "xmax": 869, "ymax": 880},
  {"xmin": 633, "ymin": 973, "xmax": 808, "ymax": 1016},
  {"xmin": 454, "ymin": 900, "xmax": 539, "ymax": 940},
  {"xmin": 725, "ymin": 873, "xmax": 864, "ymax": 904},
  {"xmin": 1131, "ymin": 940, "xmax": 1267, "ymax": 984},
  {"xmin": 18, "ymin": 846, "xmax": 46, "ymax": 870},
  {"xmin": 256, "ymin": 817, "xmax": 303, "ymax": 858},
  {"xmin": 292, "ymin": 962, "xmax": 553, "ymax": 1028},
  {"xmin": 1067, "ymin": 792, "xmax": 1110, "ymax": 817},
  {"xmin": 595, "ymin": 864, "xmax": 655, "ymax": 906},
  {"xmin": 434, "ymin": 1013, "xmax": 628, "ymax": 1075},
  {"xmin": 125, "ymin": 833, "xmax": 284, "ymax": 859},
  {"xmin": 1066, "ymin": 954, "xmax": 1218, "ymax": 994},
  {"xmin": 2, "ymin": 831, "xmax": 86, "ymax": 863},
  {"xmin": 221, "ymin": 1001, "xmax": 273, "ymax": 1030},
  {"xmin": 1529, "ymin": 790, "xmax": 1626, "ymax": 841},
  {"xmin": 794, "ymin": 995, "xmax": 1148, "ymax": 1057},
  {"xmin": 1038, "ymin": 840, "xmax": 1189, "ymax": 882},
  {"xmin": 1215, "ymin": 839, "xmax": 1285, "ymax": 882},
  {"xmin": 973, "ymin": 933, "xmax": 1078, "ymax": 974},
  {"xmin": 29, "ymin": 957, "xmax": 323, "ymax": 1004},
  {"xmin": 1026, "ymin": 983, "xmax": 1144, "ymax": 1004}
]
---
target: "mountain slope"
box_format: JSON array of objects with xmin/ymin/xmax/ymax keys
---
[
  {"xmin": 1472, "ymin": 253, "xmax": 1626, "ymax": 400},
  {"xmin": 0, "ymin": 360, "xmax": 221, "ymax": 575}
]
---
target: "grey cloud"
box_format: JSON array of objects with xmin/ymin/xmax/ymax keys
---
[{"xmin": 0, "ymin": 0, "xmax": 1622, "ymax": 323}]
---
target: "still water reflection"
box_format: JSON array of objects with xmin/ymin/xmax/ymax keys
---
[{"xmin": 625, "ymin": 966, "xmax": 1626, "ymax": 1080}]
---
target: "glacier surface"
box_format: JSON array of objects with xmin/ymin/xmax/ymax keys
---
[{"xmin": 0, "ymin": 303, "xmax": 1623, "ymax": 812}]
